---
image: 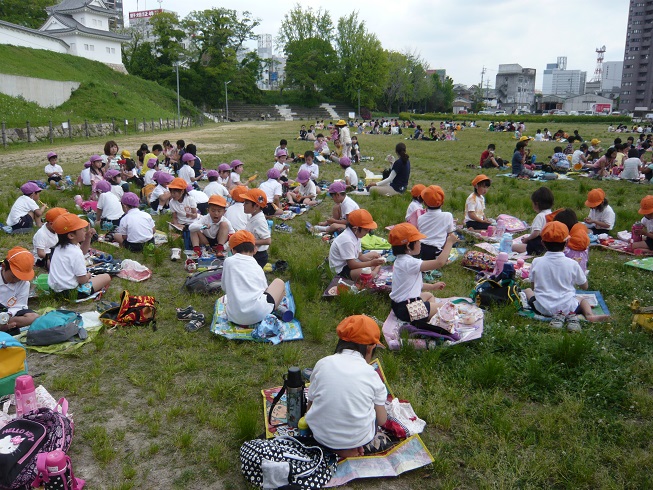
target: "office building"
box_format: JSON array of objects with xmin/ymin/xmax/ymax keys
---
[{"xmin": 620, "ymin": 0, "xmax": 653, "ymax": 112}]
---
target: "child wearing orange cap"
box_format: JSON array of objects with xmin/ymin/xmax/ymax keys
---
[
  {"xmin": 548, "ymin": 208, "xmax": 590, "ymax": 272},
  {"xmin": 632, "ymin": 195, "xmax": 653, "ymax": 251},
  {"xmin": 512, "ymin": 187, "xmax": 554, "ymax": 255},
  {"xmin": 417, "ymin": 185, "xmax": 456, "ymax": 260},
  {"xmin": 188, "ymin": 195, "xmax": 234, "ymax": 258},
  {"xmin": 405, "ymin": 184, "xmax": 425, "ymax": 224},
  {"xmin": 524, "ymin": 221, "xmax": 609, "ymax": 331},
  {"xmin": 388, "ymin": 223, "xmax": 458, "ymax": 330},
  {"xmin": 225, "ymin": 185, "xmax": 249, "ymax": 231},
  {"xmin": 48, "ymin": 214, "xmax": 111, "ymax": 298},
  {"xmin": 1, "ymin": 247, "xmax": 40, "ymax": 334},
  {"xmin": 32, "ymin": 207, "xmax": 68, "ymax": 270},
  {"xmin": 168, "ymin": 177, "xmax": 198, "ymax": 230},
  {"xmin": 305, "ymin": 315, "xmax": 387, "ymax": 458},
  {"xmin": 465, "ymin": 175, "xmax": 492, "ymax": 230},
  {"xmin": 221, "ymin": 230, "xmax": 285, "ymax": 325},
  {"xmin": 583, "ymin": 188, "xmax": 615, "ymax": 233},
  {"xmin": 241, "ymin": 189, "xmax": 272, "ymax": 268},
  {"xmin": 328, "ymin": 209, "xmax": 384, "ymax": 281}
]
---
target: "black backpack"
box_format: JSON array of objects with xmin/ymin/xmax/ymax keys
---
[{"xmin": 183, "ymin": 268, "xmax": 223, "ymax": 294}]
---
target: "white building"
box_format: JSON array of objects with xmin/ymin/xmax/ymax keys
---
[
  {"xmin": 601, "ymin": 61, "xmax": 623, "ymax": 92},
  {"xmin": 542, "ymin": 57, "xmax": 587, "ymax": 96},
  {"xmin": 256, "ymin": 34, "xmax": 286, "ymax": 90},
  {"xmin": 495, "ymin": 64, "xmax": 536, "ymax": 113}
]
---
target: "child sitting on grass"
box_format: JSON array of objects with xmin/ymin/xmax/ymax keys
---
[
  {"xmin": 149, "ymin": 171, "xmax": 173, "ymax": 213},
  {"xmin": 221, "ymin": 230, "xmax": 285, "ymax": 325},
  {"xmin": 143, "ymin": 158, "xmax": 159, "ymax": 186},
  {"xmin": 406, "ymin": 184, "xmax": 425, "ymax": 225},
  {"xmin": 203, "ymin": 170, "xmax": 230, "ymax": 199},
  {"xmin": 328, "ymin": 209, "xmax": 384, "ymax": 280},
  {"xmin": 632, "ymin": 195, "xmax": 653, "ymax": 251},
  {"xmin": 583, "ymin": 188, "xmax": 615, "ymax": 234},
  {"xmin": 389, "ymin": 223, "xmax": 458, "ymax": 331},
  {"xmin": 417, "ymin": 185, "xmax": 456, "ymax": 260},
  {"xmin": 104, "ymin": 169, "xmax": 126, "ymax": 197},
  {"xmin": 305, "ymin": 315, "xmax": 387, "ymax": 459},
  {"xmin": 189, "ymin": 195, "xmax": 233, "ymax": 258},
  {"xmin": 229, "ymin": 160, "xmax": 245, "ymax": 188},
  {"xmin": 48, "ymin": 213, "xmax": 111, "ymax": 299},
  {"xmin": 94, "ymin": 180, "xmax": 124, "ymax": 230},
  {"xmin": 8, "ymin": 182, "xmax": 46, "ymax": 231},
  {"xmin": 113, "ymin": 193, "xmax": 155, "ymax": 252},
  {"xmin": 32, "ymin": 207, "xmax": 67, "ymax": 270},
  {"xmin": 287, "ymin": 170, "xmax": 317, "ymax": 205},
  {"xmin": 225, "ymin": 185, "xmax": 249, "ymax": 231},
  {"xmin": 241, "ymin": 188, "xmax": 272, "ymax": 268},
  {"xmin": 0, "ymin": 247, "xmax": 40, "ymax": 335},
  {"xmin": 512, "ymin": 187, "xmax": 554, "ymax": 255},
  {"xmin": 217, "ymin": 163, "xmax": 231, "ymax": 187},
  {"xmin": 524, "ymin": 221, "xmax": 610, "ymax": 332},
  {"xmin": 299, "ymin": 151, "xmax": 319, "ymax": 183},
  {"xmin": 464, "ymin": 175, "xmax": 492, "ymax": 230},
  {"xmin": 307, "ymin": 181, "xmax": 359, "ymax": 235},
  {"xmin": 341, "ymin": 157, "xmax": 358, "ymax": 190},
  {"xmin": 44, "ymin": 151, "xmax": 63, "ymax": 185},
  {"xmin": 273, "ymin": 149, "xmax": 291, "ymax": 181},
  {"xmin": 259, "ymin": 168, "xmax": 284, "ymax": 216},
  {"xmin": 168, "ymin": 177, "xmax": 198, "ymax": 230}
]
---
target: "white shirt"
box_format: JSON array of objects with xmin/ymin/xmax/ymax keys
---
[
  {"xmin": 329, "ymin": 227, "xmax": 360, "ymax": 274},
  {"xmin": 306, "ymin": 350, "xmax": 387, "ymax": 450},
  {"xmin": 464, "ymin": 193, "xmax": 485, "ymax": 224},
  {"xmin": 7, "ymin": 195, "xmax": 39, "ymax": 227},
  {"xmin": 179, "ymin": 165, "xmax": 195, "ymax": 185},
  {"xmin": 222, "ymin": 253, "xmax": 274, "ymax": 325},
  {"xmin": 273, "ymin": 161, "xmax": 290, "ymax": 177},
  {"xmin": 188, "ymin": 189, "xmax": 208, "ymax": 205},
  {"xmin": 344, "ymin": 167, "xmax": 358, "ymax": 187},
  {"xmin": 203, "ymin": 181, "xmax": 230, "ymax": 198},
  {"xmin": 169, "ymin": 195, "xmax": 197, "ymax": 225},
  {"xmin": 44, "ymin": 163, "xmax": 63, "ymax": 176},
  {"xmin": 225, "ymin": 202, "xmax": 249, "ymax": 231},
  {"xmin": 110, "ymin": 184, "xmax": 124, "ymax": 200},
  {"xmin": 571, "ymin": 150, "xmax": 586, "ymax": 165},
  {"xmin": 115, "ymin": 208, "xmax": 155, "ymax": 244},
  {"xmin": 218, "ymin": 175, "xmax": 230, "ymax": 187},
  {"xmin": 339, "ymin": 125, "xmax": 352, "ymax": 145},
  {"xmin": 230, "ymin": 172, "xmax": 241, "ymax": 185},
  {"xmin": 32, "ymin": 225, "xmax": 58, "ymax": 259},
  {"xmin": 0, "ymin": 267, "xmax": 30, "ymax": 316},
  {"xmin": 81, "ymin": 168, "xmax": 92, "ymax": 186},
  {"xmin": 299, "ymin": 162, "xmax": 319, "ymax": 180},
  {"xmin": 339, "ymin": 196, "xmax": 359, "ymax": 219},
  {"xmin": 298, "ymin": 180, "xmax": 317, "ymax": 198},
  {"xmin": 621, "ymin": 157, "xmax": 641, "ymax": 180},
  {"xmin": 642, "ymin": 216, "xmax": 653, "ymax": 233},
  {"xmin": 531, "ymin": 209, "xmax": 552, "ymax": 233},
  {"xmin": 48, "ymin": 244, "xmax": 87, "ymax": 292},
  {"xmin": 188, "ymin": 214, "xmax": 234, "ymax": 239},
  {"xmin": 418, "ymin": 208, "xmax": 455, "ymax": 248},
  {"xmin": 259, "ymin": 179, "xmax": 282, "ymax": 202},
  {"xmin": 144, "ymin": 169, "xmax": 156, "ymax": 185},
  {"xmin": 97, "ymin": 191, "xmax": 124, "ymax": 220},
  {"xmin": 531, "ymin": 252, "xmax": 587, "ymax": 317},
  {"xmin": 406, "ymin": 200, "xmax": 423, "ymax": 221},
  {"xmin": 149, "ymin": 184, "xmax": 168, "ymax": 204},
  {"xmin": 390, "ymin": 254, "xmax": 423, "ymax": 302},
  {"xmin": 534, "ymin": 133, "xmax": 543, "ymax": 141},
  {"xmin": 246, "ymin": 211, "xmax": 270, "ymax": 252},
  {"xmin": 588, "ymin": 205, "xmax": 615, "ymax": 230}
]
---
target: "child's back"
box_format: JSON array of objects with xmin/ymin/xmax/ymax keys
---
[
  {"xmin": 531, "ymin": 251, "xmax": 585, "ymax": 316},
  {"xmin": 222, "ymin": 252, "xmax": 272, "ymax": 325}
]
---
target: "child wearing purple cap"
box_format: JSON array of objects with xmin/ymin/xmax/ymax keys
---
[
  {"xmin": 143, "ymin": 158, "xmax": 159, "ymax": 186},
  {"xmin": 179, "ymin": 153, "xmax": 199, "ymax": 187},
  {"xmin": 114, "ymin": 193, "xmax": 156, "ymax": 252},
  {"xmin": 217, "ymin": 163, "xmax": 231, "ymax": 187},
  {"xmin": 89, "ymin": 154, "xmax": 105, "ymax": 199},
  {"xmin": 149, "ymin": 172, "xmax": 172, "ymax": 213},
  {"xmin": 259, "ymin": 168, "xmax": 284, "ymax": 216},
  {"xmin": 7, "ymin": 183, "xmax": 46, "ymax": 230},
  {"xmin": 203, "ymin": 170, "xmax": 230, "ymax": 199},
  {"xmin": 230, "ymin": 160, "xmax": 244, "ymax": 188},
  {"xmin": 95, "ymin": 180, "xmax": 123, "ymax": 229},
  {"xmin": 273, "ymin": 149, "xmax": 291, "ymax": 181},
  {"xmin": 287, "ymin": 170, "xmax": 317, "ymax": 205},
  {"xmin": 274, "ymin": 139, "xmax": 288, "ymax": 162},
  {"xmin": 299, "ymin": 151, "xmax": 319, "ymax": 182},
  {"xmin": 307, "ymin": 181, "xmax": 359, "ymax": 234},
  {"xmin": 340, "ymin": 157, "xmax": 358, "ymax": 190},
  {"xmin": 45, "ymin": 152, "xmax": 63, "ymax": 185},
  {"xmin": 104, "ymin": 169, "xmax": 126, "ymax": 199}
]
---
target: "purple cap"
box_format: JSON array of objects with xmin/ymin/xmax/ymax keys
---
[
  {"xmin": 104, "ymin": 169, "xmax": 120, "ymax": 179},
  {"xmin": 267, "ymin": 168, "xmax": 281, "ymax": 179},
  {"xmin": 155, "ymin": 172, "xmax": 174, "ymax": 185},
  {"xmin": 182, "ymin": 153, "xmax": 195, "ymax": 163},
  {"xmin": 90, "ymin": 154, "xmax": 102, "ymax": 162},
  {"xmin": 20, "ymin": 182, "xmax": 42, "ymax": 195},
  {"xmin": 218, "ymin": 163, "xmax": 231, "ymax": 172},
  {"xmin": 83, "ymin": 161, "xmax": 91, "ymax": 168},
  {"xmin": 207, "ymin": 169, "xmax": 219, "ymax": 178},
  {"xmin": 147, "ymin": 158, "xmax": 158, "ymax": 169},
  {"xmin": 186, "ymin": 184, "xmax": 194, "ymax": 192},
  {"xmin": 230, "ymin": 159, "xmax": 243, "ymax": 169},
  {"xmin": 95, "ymin": 180, "xmax": 111, "ymax": 193},
  {"xmin": 47, "ymin": 151, "xmax": 57, "ymax": 160},
  {"xmin": 121, "ymin": 192, "xmax": 140, "ymax": 207},
  {"xmin": 276, "ymin": 148, "xmax": 288, "ymax": 157},
  {"xmin": 297, "ymin": 169, "xmax": 310, "ymax": 184},
  {"xmin": 328, "ymin": 181, "xmax": 346, "ymax": 194},
  {"xmin": 339, "ymin": 156, "xmax": 351, "ymax": 167}
]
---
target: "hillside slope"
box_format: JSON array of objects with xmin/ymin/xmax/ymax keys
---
[{"xmin": 0, "ymin": 45, "xmax": 198, "ymax": 126}]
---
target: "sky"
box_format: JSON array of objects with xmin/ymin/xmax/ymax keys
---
[{"xmin": 123, "ymin": 0, "xmax": 630, "ymax": 90}]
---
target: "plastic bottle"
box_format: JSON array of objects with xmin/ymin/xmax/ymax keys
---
[
  {"xmin": 15, "ymin": 375, "xmax": 38, "ymax": 417},
  {"xmin": 495, "ymin": 218, "xmax": 506, "ymax": 237},
  {"xmin": 493, "ymin": 252, "xmax": 509, "ymax": 276},
  {"xmin": 357, "ymin": 179, "xmax": 364, "ymax": 192},
  {"xmin": 357, "ymin": 267, "xmax": 374, "ymax": 289},
  {"xmin": 285, "ymin": 367, "xmax": 304, "ymax": 429},
  {"xmin": 0, "ymin": 312, "xmax": 9, "ymax": 325},
  {"xmin": 499, "ymin": 233, "xmax": 513, "ymax": 253},
  {"xmin": 65, "ymin": 175, "xmax": 74, "ymax": 187},
  {"xmin": 632, "ymin": 222, "xmax": 644, "ymax": 242}
]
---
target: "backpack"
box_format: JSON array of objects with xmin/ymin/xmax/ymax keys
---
[
  {"xmin": 471, "ymin": 278, "xmax": 521, "ymax": 309},
  {"xmin": 141, "ymin": 183, "xmax": 156, "ymax": 203},
  {"xmin": 183, "ymin": 269, "xmax": 222, "ymax": 294},
  {"xmin": 99, "ymin": 290, "xmax": 157, "ymax": 330},
  {"xmin": 0, "ymin": 332, "xmax": 27, "ymax": 397},
  {"xmin": 26, "ymin": 311, "xmax": 85, "ymax": 346},
  {"xmin": 0, "ymin": 400, "xmax": 73, "ymax": 490}
]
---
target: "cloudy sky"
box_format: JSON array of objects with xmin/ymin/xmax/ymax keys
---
[{"xmin": 123, "ymin": 0, "xmax": 629, "ymax": 90}]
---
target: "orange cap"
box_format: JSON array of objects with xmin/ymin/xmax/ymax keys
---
[
  {"xmin": 388, "ymin": 223, "xmax": 426, "ymax": 246},
  {"xmin": 45, "ymin": 207, "xmax": 68, "ymax": 223},
  {"xmin": 421, "ymin": 185, "xmax": 445, "ymax": 207},
  {"xmin": 348, "ymin": 209, "xmax": 377, "ymax": 229},
  {"xmin": 240, "ymin": 188, "xmax": 268, "ymax": 207},
  {"xmin": 52, "ymin": 213, "xmax": 88, "ymax": 234},
  {"xmin": 168, "ymin": 177, "xmax": 188, "ymax": 190},
  {"xmin": 540, "ymin": 221, "xmax": 569, "ymax": 243},
  {"xmin": 230, "ymin": 185, "xmax": 248, "ymax": 203},
  {"xmin": 208, "ymin": 195, "xmax": 227, "ymax": 207},
  {"xmin": 5, "ymin": 246, "xmax": 35, "ymax": 281},
  {"xmin": 545, "ymin": 208, "xmax": 564, "ymax": 223},
  {"xmin": 638, "ymin": 195, "xmax": 653, "ymax": 215},
  {"xmin": 229, "ymin": 229, "xmax": 255, "ymax": 249},
  {"xmin": 472, "ymin": 174, "xmax": 491, "ymax": 187},
  {"xmin": 585, "ymin": 188, "xmax": 605, "ymax": 208},
  {"xmin": 410, "ymin": 184, "xmax": 426, "ymax": 198},
  {"xmin": 567, "ymin": 223, "xmax": 590, "ymax": 251},
  {"xmin": 336, "ymin": 315, "xmax": 385, "ymax": 348}
]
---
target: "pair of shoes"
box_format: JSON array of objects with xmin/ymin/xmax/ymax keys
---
[
  {"xmin": 550, "ymin": 312, "xmax": 565, "ymax": 329},
  {"xmin": 305, "ymin": 221, "xmax": 313, "ymax": 233},
  {"xmin": 565, "ymin": 313, "xmax": 581, "ymax": 332},
  {"xmin": 273, "ymin": 260, "xmax": 288, "ymax": 272},
  {"xmin": 275, "ymin": 223, "xmax": 293, "ymax": 233},
  {"xmin": 170, "ymin": 248, "xmax": 181, "ymax": 261}
]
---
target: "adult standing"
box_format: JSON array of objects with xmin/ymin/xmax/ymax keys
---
[
  {"xmin": 336, "ymin": 119, "xmax": 352, "ymax": 159},
  {"xmin": 369, "ymin": 143, "xmax": 411, "ymax": 196}
]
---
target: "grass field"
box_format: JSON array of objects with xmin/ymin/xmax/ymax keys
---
[{"xmin": 1, "ymin": 121, "xmax": 653, "ymax": 489}]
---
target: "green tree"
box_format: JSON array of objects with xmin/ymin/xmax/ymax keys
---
[
  {"xmin": 276, "ymin": 4, "xmax": 334, "ymax": 49},
  {"xmin": 149, "ymin": 12, "xmax": 186, "ymax": 67},
  {"xmin": 379, "ymin": 51, "xmax": 412, "ymax": 113},
  {"xmin": 0, "ymin": 0, "xmax": 49, "ymax": 29},
  {"xmin": 284, "ymin": 37, "xmax": 336, "ymax": 102}
]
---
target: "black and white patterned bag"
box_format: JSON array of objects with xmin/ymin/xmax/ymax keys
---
[{"xmin": 240, "ymin": 436, "xmax": 335, "ymax": 489}]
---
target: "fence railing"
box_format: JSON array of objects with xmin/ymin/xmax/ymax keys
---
[{"xmin": 1, "ymin": 115, "xmax": 205, "ymax": 148}]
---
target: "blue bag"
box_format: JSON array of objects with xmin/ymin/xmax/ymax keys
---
[{"xmin": 26, "ymin": 310, "xmax": 86, "ymax": 346}]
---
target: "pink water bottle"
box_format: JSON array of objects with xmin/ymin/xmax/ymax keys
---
[
  {"xmin": 493, "ymin": 252, "xmax": 509, "ymax": 276},
  {"xmin": 14, "ymin": 375, "xmax": 38, "ymax": 417},
  {"xmin": 632, "ymin": 222, "xmax": 644, "ymax": 242},
  {"xmin": 495, "ymin": 218, "xmax": 506, "ymax": 237},
  {"xmin": 37, "ymin": 449, "xmax": 85, "ymax": 490}
]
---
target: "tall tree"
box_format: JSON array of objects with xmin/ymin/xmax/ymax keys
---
[
  {"xmin": 379, "ymin": 51, "xmax": 412, "ymax": 113},
  {"xmin": 276, "ymin": 4, "xmax": 334, "ymax": 50},
  {"xmin": 149, "ymin": 11, "xmax": 186, "ymax": 67},
  {"xmin": 0, "ymin": 0, "xmax": 49, "ymax": 29},
  {"xmin": 283, "ymin": 37, "xmax": 336, "ymax": 101}
]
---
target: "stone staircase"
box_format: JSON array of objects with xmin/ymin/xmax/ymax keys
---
[{"xmin": 219, "ymin": 101, "xmax": 359, "ymax": 122}]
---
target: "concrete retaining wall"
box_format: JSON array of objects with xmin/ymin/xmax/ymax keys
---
[{"xmin": 0, "ymin": 74, "xmax": 80, "ymax": 108}]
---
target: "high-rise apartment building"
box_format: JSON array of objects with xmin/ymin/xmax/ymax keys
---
[{"xmin": 620, "ymin": 0, "xmax": 653, "ymax": 112}]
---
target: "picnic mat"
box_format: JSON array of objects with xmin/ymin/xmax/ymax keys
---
[
  {"xmin": 497, "ymin": 171, "xmax": 574, "ymax": 181},
  {"xmin": 210, "ymin": 282, "xmax": 303, "ymax": 344},
  {"xmin": 277, "ymin": 200, "xmax": 323, "ymax": 221},
  {"xmin": 625, "ymin": 256, "xmax": 653, "ymax": 271},
  {"xmin": 595, "ymin": 237, "xmax": 653, "ymax": 256},
  {"xmin": 518, "ymin": 290, "xmax": 610, "ymax": 322},
  {"xmin": 323, "ymin": 266, "xmax": 393, "ymax": 297},
  {"xmin": 17, "ymin": 311, "xmax": 104, "ymax": 354}
]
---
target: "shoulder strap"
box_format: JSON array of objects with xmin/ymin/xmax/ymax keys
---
[
  {"xmin": 267, "ymin": 380, "xmax": 288, "ymax": 428},
  {"xmin": 33, "ymin": 452, "xmax": 51, "ymax": 486}
]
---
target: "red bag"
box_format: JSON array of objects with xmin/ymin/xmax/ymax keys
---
[{"xmin": 99, "ymin": 290, "xmax": 157, "ymax": 330}]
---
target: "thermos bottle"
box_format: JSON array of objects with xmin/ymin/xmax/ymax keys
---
[{"xmin": 285, "ymin": 367, "xmax": 305, "ymax": 429}]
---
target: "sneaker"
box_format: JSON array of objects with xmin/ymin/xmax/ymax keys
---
[
  {"xmin": 305, "ymin": 221, "xmax": 313, "ymax": 233},
  {"xmin": 185, "ymin": 258, "xmax": 197, "ymax": 272},
  {"xmin": 170, "ymin": 248, "xmax": 181, "ymax": 261},
  {"xmin": 566, "ymin": 314, "xmax": 581, "ymax": 332},
  {"xmin": 550, "ymin": 312, "xmax": 565, "ymax": 329},
  {"xmin": 176, "ymin": 306, "xmax": 196, "ymax": 320},
  {"xmin": 184, "ymin": 318, "xmax": 205, "ymax": 332},
  {"xmin": 275, "ymin": 223, "xmax": 293, "ymax": 233}
]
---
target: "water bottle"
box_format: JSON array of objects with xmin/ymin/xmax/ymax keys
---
[
  {"xmin": 0, "ymin": 312, "xmax": 9, "ymax": 325},
  {"xmin": 15, "ymin": 375, "xmax": 38, "ymax": 417},
  {"xmin": 632, "ymin": 222, "xmax": 644, "ymax": 242},
  {"xmin": 357, "ymin": 179, "xmax": 364, "ymax": 192},
  {"xmin": 65, "ymin": 175, "xmax": 74, "ymax": 187},
  {"xmin": 285, "ymin": 367, "xmax": 304, "ymax": 429},
  {"xmin": 496, "ymin": 218, "xmax": 506, "ymax": 237},
  {"xmin": 499, "ymin": 233, "xmax": 513, "ymax": 253},
  {"xmin": 40, "ymin": 449, "xmax": 84, "ymax": 490},
  {"xmin": 493, "ymin": 252, "xmax": 509, "ymax": 277},
  {"xmin": 274, "ymin": 305, "xmax": 294, "ymax": 322},
  {"xmin": 357, "ymin": 267, "xmax": 374, "ymax": 289}
]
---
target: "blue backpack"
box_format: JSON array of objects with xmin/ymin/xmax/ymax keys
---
[
  {"xmin": 26, "ymin": 310, "xmax": 86, "ymax": 346},
  {"xmin": 0, "ymin": 332, "xmax": 27, "ymax": 397}
]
